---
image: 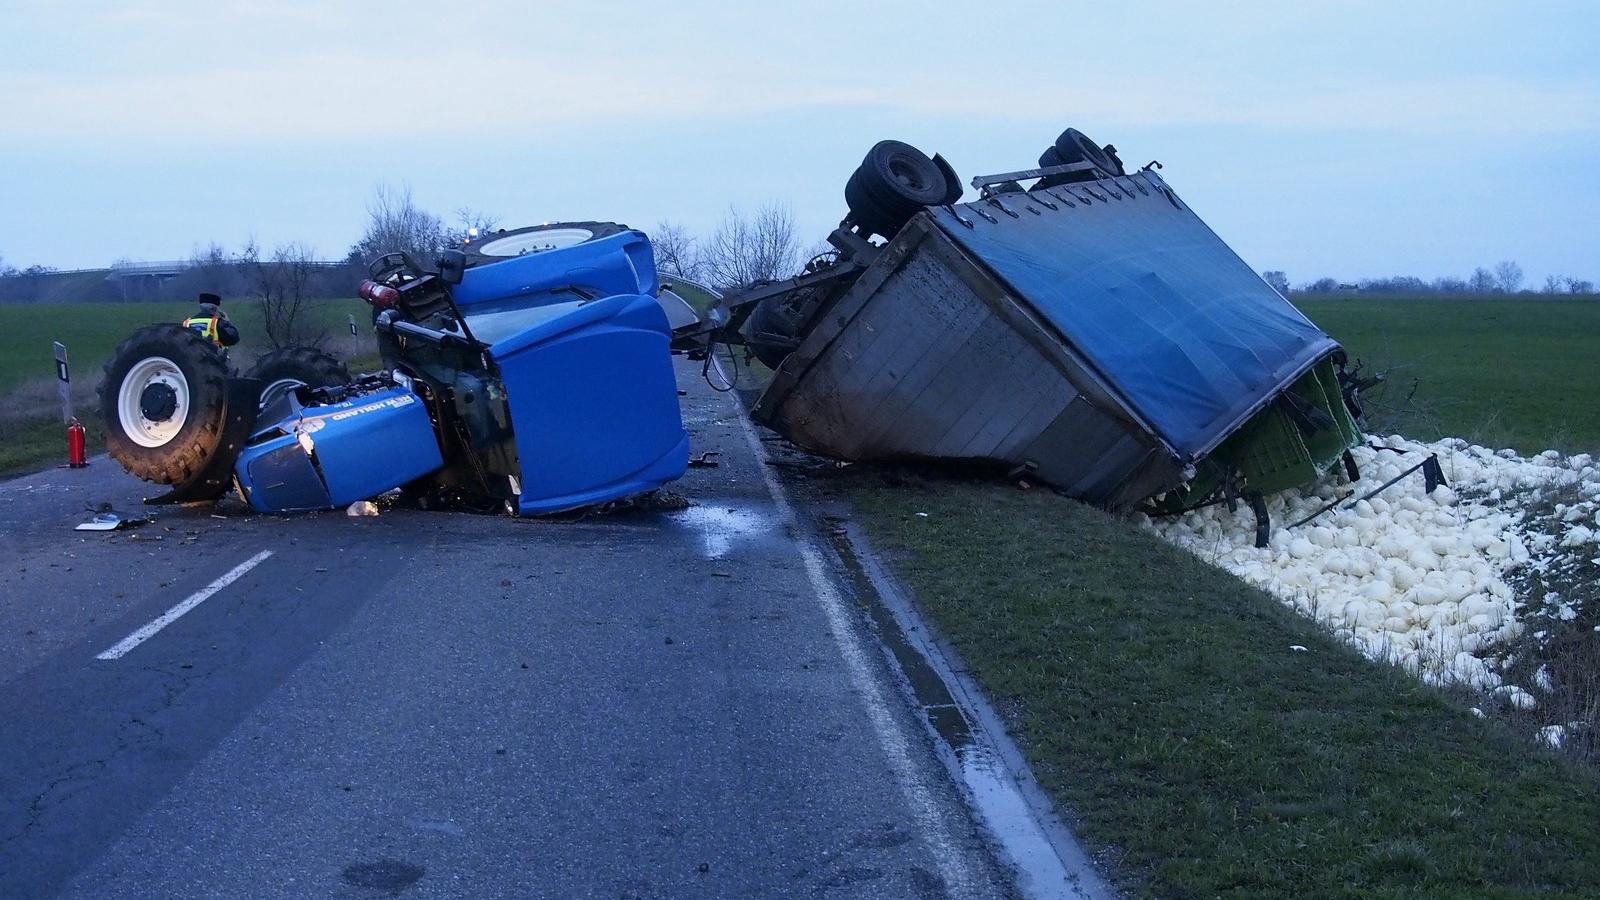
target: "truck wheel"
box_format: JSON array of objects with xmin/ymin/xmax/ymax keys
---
[
  {"xmin": 1052, "ymin": 128, "xmax": 1125, "ymax": 178},
  {"xmin": 845, "ymin": 141, "xmax": 953, "ymax": 238},
  {"xmin": 248, "ymin": 347, "xmax": 352, "ymax": 408},
  {"xmin": 1033, "ymin": 145, "xmax": 1073, "ymax": 189},
  {"xmin": 98, "ymin": 324, "xmax": 231, "ymax": 485},
  {"xmin": 843, "ymin": 171, "xmax": 899, "ymax": 237}
]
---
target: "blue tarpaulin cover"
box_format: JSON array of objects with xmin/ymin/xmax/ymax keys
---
[{"xmin": 930, "ymin": 173, "xmax": 1337, "ymax": 460}]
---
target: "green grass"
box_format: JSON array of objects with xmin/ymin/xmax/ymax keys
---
[
  {"xmin": 0, "ymin": 299, "xmax": 368, "ymax": 390},
  {"xmin": 0, "ymin": 418, "xmax": 100, "ymax": 475},
  {"xmin": 846, "ymin": 476, "xmax": 1600, "ymax": 898},
  {"xmin": 0, "ymin": 299, "xmax": 372, "ymax": 477},
  {"xmin": 1295, "ymin": 296, "xmax": 1600, "ymax": 454}
]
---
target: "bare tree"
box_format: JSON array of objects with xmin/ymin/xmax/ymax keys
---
[
  {"xmin": 244, "ymin": 240, "xmax": 326, "ymax": 349},
  {"xmin": 177, "ymin": 241, "xmax": 237, "ymax": 299},
  {"xmin": 349, "ymin": 183, "xmax": 447, "ymax": 267},
  {"xmin": 1468, "ymin": 267, "xmax": 1497, "ymax": 293},
  {"xmin": 1564, "ymin": 276, "xmax": 1595, "ymax": 295},
  {"xmin": 1261, "ymin": 270, "xmax": 1290, "ymax": 296},
  {"xmin": 449, "ymin": 207, "xmax": 502, "ymax": 245},
  {"xmin": 700, "ymin": 202, "xmax": 803, "ymax": 290},
  {"xmin": 1543, "ymin": 274, "xmax": 1565, "ymax": 294},
  {"xmin": 652, "ymin": 220, "xmax": 702, "ymax": 280},
  {"xmin": 1493, "ymin": 260, "xmax": 1524, "ymax": 294}
]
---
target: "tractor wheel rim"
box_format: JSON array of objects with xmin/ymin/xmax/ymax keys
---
[
  {"xmin": 118, "ymin": 357, "xmax": 190, "ymax": 448},
  {"xmin": 260, "ymin": 377, "xmax": 306, "ymax": 409},
  {"xmin": 476, "ymin": 227, "xmax": 596, "ymax": 257}
]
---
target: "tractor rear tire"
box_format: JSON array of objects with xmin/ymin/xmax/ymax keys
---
[
  {"xmin": 462, "ymin": 222, "xmax": 629, "ymax": 266},
  {"xmin": 248, "ymin": 347, "xmax": 352, "ymax": 408},
  {"xmin": 98, "ymin": 324, "xmax": 231, "ymax": 485}
]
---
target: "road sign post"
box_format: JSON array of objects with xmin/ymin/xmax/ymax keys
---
[{"xmin": 53, "ymin": 341, "xmax": 72, "ymax": 423}]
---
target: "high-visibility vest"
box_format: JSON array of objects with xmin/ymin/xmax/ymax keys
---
[{"xmin": 183, "ymin": 315, "xmax": 221, "ymax": 344}]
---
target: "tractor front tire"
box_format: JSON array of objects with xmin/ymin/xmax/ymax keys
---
[
  {"xmin": 98, "ymin": 324, "xmax": 231, "ymax": 485},
  {"xmin": 247, "ymin": 347, "xmax": 352, "ymax": 408}
]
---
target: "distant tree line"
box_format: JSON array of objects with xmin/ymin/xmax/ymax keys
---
[
  {"xmin": 18, "ymin": 188, "xmax": 1587, "ymax": 309},
  {"xmin": 1268, "ymin": 260, "xmax": 1595, "ymax": 296}
]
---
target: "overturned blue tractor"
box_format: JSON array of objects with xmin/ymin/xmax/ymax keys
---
[{"xmin": 99, "ymin": 225, "xmax": 692, "ymax": 515}]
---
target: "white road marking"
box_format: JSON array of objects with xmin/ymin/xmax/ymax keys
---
[
  {"xmin": 731, "ymin": 402, "xmax": 985, "ymax": 897},
  {"xmin": 95, "ymin": 550, "xmax": 274, "ymax": 660}
]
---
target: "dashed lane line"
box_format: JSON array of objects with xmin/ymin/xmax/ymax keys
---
[{"xmin": 95, "ymin": 550, "xmax": 274, "ymax": 661}]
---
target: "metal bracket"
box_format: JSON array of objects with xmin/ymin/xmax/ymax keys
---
[
  {"xmin": 986, "ymin": 197, "xmax": 1020, "ymax": 218},
  {"xmin": 943, "ymin": 204, "xmax": 975, "ymax": 228},
  {"xmin": 968, "ymin": 161, "xmax": 1101, "ymax": 192},
  {"xmin": 1422, "ymin": 454, "xmax": 1448, "ymax": 493},
  {"xmin": 1249, "ymin": 493, "xmax": 1271, "ymax": 549}
]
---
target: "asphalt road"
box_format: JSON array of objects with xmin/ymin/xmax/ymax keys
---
[{"xmin": 0, "ymin": 360, "xmax": 1015, "ymax": 899}]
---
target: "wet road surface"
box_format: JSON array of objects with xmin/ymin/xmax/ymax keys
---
[{"xmin": 0, "ymin": 360, "xmax": 1015, "ymax": 899}]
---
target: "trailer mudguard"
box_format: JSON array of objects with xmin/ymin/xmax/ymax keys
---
[{"xmin": 489, "ymin": 293, "xmax": 688, "ymax": 515}]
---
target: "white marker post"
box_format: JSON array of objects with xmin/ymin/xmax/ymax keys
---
[{"xmin": 53, "ymin": 341, "xmax": 72, "ymax": 422}]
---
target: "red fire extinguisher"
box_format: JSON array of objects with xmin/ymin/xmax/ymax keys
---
[{"xmin": 67, "ymin": 418, "xmax": 87, "ymax": 468}]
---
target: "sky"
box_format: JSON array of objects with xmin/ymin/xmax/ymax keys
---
[{"xmin": 0, "ymin": 0, "xmax": 1596, "ymax": 286}]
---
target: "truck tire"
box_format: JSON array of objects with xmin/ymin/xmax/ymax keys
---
[
  {"xmin": 248, "ymin": 347, "xmax": 352, "ymax": 408},
  {"xmin": 98, "ymin": 324, "xmax": 231, "ymax": 485},
  {"xmin": 1052, "ymin": 128, "xmax": 1125, "ymax": 178},
  {"xmin": 843, "ymin": 172, "xmax": 899, "ymax": 237},
  {"xmin": 463, "ymin": 222, "xmax": 628, "ymax": 266},
  {"xmin": 845, "ymin": 141, "xmax": 953, "ymax": 238},
  {"xmin": 1033, "ymin": 145, "xmax": 1073, "ymax": 189}
]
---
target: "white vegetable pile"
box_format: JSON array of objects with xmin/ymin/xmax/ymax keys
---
[{"xmin": 1141, "ymin": 437, "xmax": 1600, "ymax": 705}]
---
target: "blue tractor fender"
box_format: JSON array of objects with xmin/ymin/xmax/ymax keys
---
[
  {"xmin": 489, "ymin": 292, "xmax": 689, "ymax": 515},
  {"xmin": 453, "ymin": 230, "xmax": 658, "ymax": 311}
]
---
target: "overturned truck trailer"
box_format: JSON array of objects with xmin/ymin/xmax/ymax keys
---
[{"xmin": 688, "ymin": 134, "xmax": 1362, "ymax": 513}]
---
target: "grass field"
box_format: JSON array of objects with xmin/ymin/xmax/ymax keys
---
[
  {"xmin": 843, "ymin": 476, "xmax": 1600, "ymax": 898},
  {"xmin": 1295, "ymin": 296, "xmax": 1600, "ymax": 454},
  {"xmin": 0, "ymin": 299, "xmax": 371, "ymax": 476},
  {"xmin": 0, "ymin": 299, "xmax": 368, "ymax": 390}
]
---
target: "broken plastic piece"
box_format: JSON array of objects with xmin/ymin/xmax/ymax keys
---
[{"xmin": 75, "ymin": 512, "xmax": 151, "ymax": 532}]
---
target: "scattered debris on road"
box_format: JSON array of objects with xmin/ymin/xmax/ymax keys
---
[
  {"xmin": 74, "ymin": 511, "xmax": 150, "ymax": 532},
  {"xmin": 346, "ymin": 500, "xmax": 379, "ymax": 517}
]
